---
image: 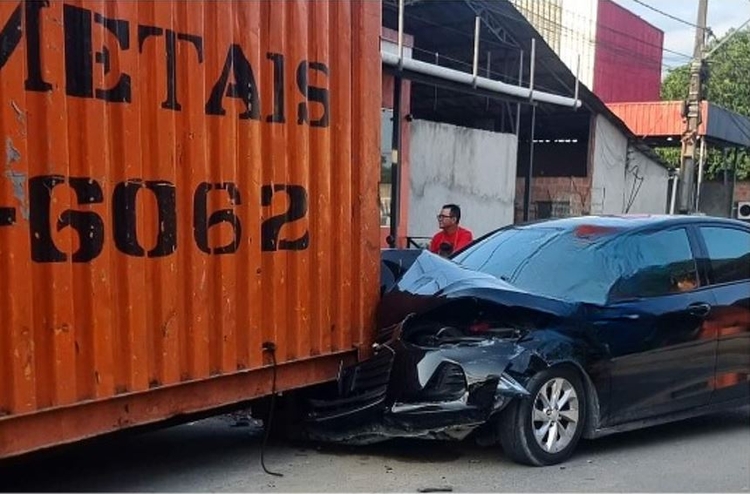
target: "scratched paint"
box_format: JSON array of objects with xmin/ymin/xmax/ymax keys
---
[{"xmin": 3, "ymin": 137, "xmax": 27, "ymax": 219}]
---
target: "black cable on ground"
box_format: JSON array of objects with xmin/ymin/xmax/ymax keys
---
[{"xmin": 260, "ymin": 341, "xmax": 284, "ymax": 477}]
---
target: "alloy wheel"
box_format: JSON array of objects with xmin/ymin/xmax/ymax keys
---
[{"xmin": 531, "ymin": 377, "xmax": 580, "ymax": 454}]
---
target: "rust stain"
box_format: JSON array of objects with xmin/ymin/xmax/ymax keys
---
[
  {"xmin": 161, "ymin": 310, "xmax": 177, "ymax": 338},
  {"xmin": 10, "ymin": 100, "xmax": 25, "ymax": 124},
  {"xmin": 53, "ymin": 323, "xmax": 71, "ymax": 336},
  {"xmin": 23, "ymin": 360, "xmax": 32, "ymax": 380}
]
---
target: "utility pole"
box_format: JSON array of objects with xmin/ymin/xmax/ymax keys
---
[{"xmin": 677, "ymin": 0, "xmax": 709, "ymax": 214}]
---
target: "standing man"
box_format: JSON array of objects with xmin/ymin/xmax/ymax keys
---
[{"xmin": 429, "ymin": 204, "xmax": 473, "ymax": 257}]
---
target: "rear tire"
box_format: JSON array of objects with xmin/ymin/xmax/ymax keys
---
[{"xmin": 499, "ymin": 366, "xmax": 586, "ymax": 466}]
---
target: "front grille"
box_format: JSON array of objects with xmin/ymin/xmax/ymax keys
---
[
  {"xmin": 341, "ymin": 349, "xmax": 394, "ymax": 396},
  {"xmin": 308, "ymin": 349, "xmax": 395, "ymax": 422}
]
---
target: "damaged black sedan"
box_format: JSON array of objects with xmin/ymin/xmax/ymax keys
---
[{"xmin": 307, "ymin": 216, "xmax": 750, "ymax": 466}]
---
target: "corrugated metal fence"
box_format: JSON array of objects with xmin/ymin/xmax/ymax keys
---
[{"xmin": 0, "ymin": 0, "xmax": 381, "ymax": 457}]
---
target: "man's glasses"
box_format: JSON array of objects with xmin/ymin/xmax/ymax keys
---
[{"xmin": 437, "ymin": 214, "xmax": 454, "ymax": 220}]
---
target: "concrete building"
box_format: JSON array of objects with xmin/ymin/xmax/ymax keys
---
[
  {"xmin": 380, "ymin": 0, "xmax": 670, "ymax": 247},
  {"xmin": 609, "ymin": 101, "xmax": 750, "ymax": 219},
  {"xmin": 511, "ymin": 0, "xmax": 664, "ymax": 103}
]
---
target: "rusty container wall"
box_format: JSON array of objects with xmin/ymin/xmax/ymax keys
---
[{"xmin": 0, "ymin": 0, "xmax": 381, "ymax": 458}]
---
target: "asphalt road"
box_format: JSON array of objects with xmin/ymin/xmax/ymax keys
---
[{"xmin": 2, "ymin": 407, "xmax": 749, "ymax": 493}]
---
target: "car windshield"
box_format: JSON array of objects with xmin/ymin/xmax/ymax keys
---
[{"xmin": 452, "ymin": 225, "xmax": 620, "ymax": 305}]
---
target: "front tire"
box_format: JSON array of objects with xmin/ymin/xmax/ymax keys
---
[{"xmin": 499, "ymin": 367, "xmax": 586, "ymax": 466}]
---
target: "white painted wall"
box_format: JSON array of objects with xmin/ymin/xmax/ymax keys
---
[
  {"xmin": 510, "ymin": 0, "xmax": 597, "ymax": 89},
  {"xmin": 624, "ymin": 148, "xmax": 669, "ymax": 214},
  {"xmin": 591, "ymin": 114, "xmax": 669, "ymax": 215},
  {"xmin": 560, "ymin": 0, "xmax": 598, "ymax": 89},
  {"xmin": 591, "ymin": 115, "xmax": 628, "ymax": 215},
  {"xmin": 408, "ymin": 120, "xmax": 518, "ymax": 239}
]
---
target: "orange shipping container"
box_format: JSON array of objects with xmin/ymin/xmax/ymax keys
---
[{"xmin": 0, "ymin": 0, "xmax": 381, "ymax": 458}]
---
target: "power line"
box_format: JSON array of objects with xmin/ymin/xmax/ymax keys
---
[
  {"xmin": 629, "ymin": 0, "xmax": 707, "ymax": 30},
  {"xmin": 426, "ymin": 29, "xmax": 675, "ymax": 86},
  {"xmin": 384, "ymin": 1, "xmax": 520, "ymax": 52},
  {"xmin": 504, "ymin": 5, "xmax": 694, "ymax": 77},
  {"xmin": 388, "ymin": 1, "xmax": 689, "ymax": 97},
  {"xmin": 484, "ymin": 1, "xmax": 695, "ymax": 60},
  {"xmin": 391, "ymin": 6, "xmax": 678, "ymax": 86},
  {"xmin": 492, "ymin": 3, "xmax": 688, "ymax": 91},
  {"xmin": 408, "ymin": 42, "xmax": 676, "ymax": 89},
  {"xmin": 390, "ymin": 0, "xmax": 694, "ymax": 61},
  {"xmin": 508, "ymin": 4, "xmax": 695, "ymax": 70}
]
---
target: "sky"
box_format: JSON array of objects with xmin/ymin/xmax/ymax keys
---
[{"xmin": 613, "ymin": 0, "xmax": 750, "ymax": 73}]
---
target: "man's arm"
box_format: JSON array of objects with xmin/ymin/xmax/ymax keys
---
[
  {"xmin": 428, "ymin": 234, "xmax": 440, "ymax": 253},
  {"xmin": 456, "ymin": 229, "xmax": 473, "ymax": 250}
]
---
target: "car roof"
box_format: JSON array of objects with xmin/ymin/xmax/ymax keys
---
[{"xmin": 518, "ymin": 214, "xmax": 750, "ymax": 233}]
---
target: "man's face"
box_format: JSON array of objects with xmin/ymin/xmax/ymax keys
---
[{"xmin": 437, "ymin": 208, "xmax": 456, "ymax": 230}]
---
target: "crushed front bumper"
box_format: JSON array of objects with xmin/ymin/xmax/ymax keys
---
[
  {"xmin": 306, "ymin": 332, "xmax": 530, "ymax": 444},
  {"xmin": 307, "ymin": 346, "xmax": 396, "ymax": 426}
]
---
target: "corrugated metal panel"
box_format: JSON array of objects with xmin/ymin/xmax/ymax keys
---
[
  {"xmin": 0, "ymin": 0, "xmax": 381, "ymax": 455},
  {"xmin": 607, "ymin": 101, "xmax": 707, "ymax": 137},
  {"xmin": 706, "ymin": 104, "xmax": 750, "ymax": 147},
  {"xmin": 594, "ymin": 0, "xmax": 663, "ymax": 103}
]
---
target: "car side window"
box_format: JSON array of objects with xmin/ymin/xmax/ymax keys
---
[
  {"xmin": 609, "ymin": 228, "xmax": 698, "ymax": 301},
  {"xmin": 699, "ymin": 227, "xmax": 750, "ymax": 285}
]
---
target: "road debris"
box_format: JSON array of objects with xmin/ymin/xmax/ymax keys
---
[{"xmin": 417, "ymin": 487, "xmax": 453, "ymax": 493}]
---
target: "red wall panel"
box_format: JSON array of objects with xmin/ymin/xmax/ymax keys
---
[{"xmin": 594, "ymin": 0, "xmax": 664, "ymax": 103}]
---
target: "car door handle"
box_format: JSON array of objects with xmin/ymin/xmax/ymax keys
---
[
  {"xmin": 613, "ymin": 313, "xmax": 641, "ymax": 321},
  {"xmin": 688, "ymin": 302, "xmax": 712, "ymax": 317},
  {"xmin": 593, "ymin": 313, "xmax": 640, "ymax": 323}
]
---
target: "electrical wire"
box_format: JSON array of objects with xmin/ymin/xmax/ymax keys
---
[
  {"xmin": 406, "ymin": 45, "xmax": 581, "ymax": 100},
  {"xmin": 383, "ymin": 1, "xmax": 520, "ymax": 52},
  {"xmin": 400, "ymin": 14, "xmax": 681, "ymax": 96},
  {"xmin": 409, "ymin": 45, "xmax": 593, "ymax": 94},
  {"xmin": 386, "ymin": 0, "xmax": 694, "ymax": 61},
  {"xmin": 629, "ymin": 0, "xmax": 708, "ymax": 30},
  {"xmin": 595, "ymin": 42, "xmax": 681, "ymax": 71},
  {"xmin": 478, "ymin": 0, "xmax": 695, "ymax": 60},
  {"xmin": 477, "ymin": 3, "xmax": 692, "ymax": 110},
  {"xmin": 387, "ymin": 1, "xmax": 690, "ymax": 122},
  {"xmin": 386, "ymin": 0, "xmax": 691, "ymax": 111},
  {"xmin": 260, "ymin": 342, "xmax": 283, "ymax": 478}
]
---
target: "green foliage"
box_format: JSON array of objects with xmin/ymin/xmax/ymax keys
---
[
  {"xmin": 655, "ymin": 147, "xmax": 680, "ymax": 168},
  {"xmin": 660, "ymin": 26, "xmax": 750, "ymax": 180},
  {"xmin": 660, "ymin": 65, "xmax": 690, "ymax": 102},
  {"xmin": 656, "ymin": 147, "xmax": 748, "ymax": 180}
]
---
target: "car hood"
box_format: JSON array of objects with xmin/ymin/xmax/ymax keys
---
[{"xmin": 377, "ymin": 250, "xmax": 580, "ymax": 328}]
